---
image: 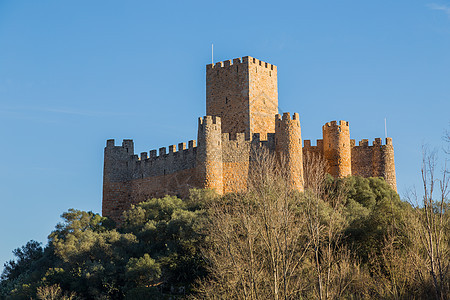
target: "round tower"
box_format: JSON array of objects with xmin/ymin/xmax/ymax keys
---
[
  {"xmin": 196, "ymin": 116, "xmax": 224, "ymax": 194},
  {"xmin": 275, "ymin": 112, "xmax": 304, "ymax": 192},
  {"xmin": 379, "ymin": 138, "xmax": 397, "ymax": 192},
  {"xmin": 322, "ymin": 120, "xmax": 351, "ymax": 177}
]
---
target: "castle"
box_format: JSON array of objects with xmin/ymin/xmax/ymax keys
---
[{"xmin": 103, "ymin": 56, "xmax": 397, "ymax": 222}]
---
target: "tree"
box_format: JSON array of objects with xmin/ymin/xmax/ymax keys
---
[
  {"xmin": 193, "ymin": 149, "xmax": 312, "ymax": 299},
  {"xmin": 1, "ymin": 240, "xmax": 44, "ymax": 282},
  {"xmin": 302, "ymin": 152, "xmax": 361, "ymax": 300},
  {"xmin": 406, "ymin": 147, "xmax": 450, "ymax": 300}
]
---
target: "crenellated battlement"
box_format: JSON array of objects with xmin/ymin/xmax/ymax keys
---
[
  {"xmin": 206, "ymin": 56, "xmax": 277, "ymax": 71},
  {"xmin": 198, "ymin": 115, "xmax": 221, "ymax": 126},
  {"xmin": 303, "ymin": 139, "xmax": 324, "ymax": 148},
  {"xmin": 248, "ymin": 56, "xmax": 276, "ymax": 71},
  {"xmin": 206, "ymin": 57, "xmax": 243, "ymax": 70},
  {"xmin": 104, "ymin": 137, "xmax": 198, "ymax": 184},
  {"xmin": 276, "ymin": 112, "xmax": 300, "ymax": 122},
  {"xmin": 323, "ymin": 120, "xmax": 349, "ymax": 129},
  {"xmin": 106, "ymin": 139, "xmax": 134, "ymax": 149},
  {"xmin": 275, "ymin": 113, "xmax": 301, "ymax": 129},
  {"xmin": 103, "ymin": 55, "xmax": 397, "ymax": 223},
  {"xmin": 353, "ymin": 137, "xmax": 393, "ymax": 148},
  {"xmin": 138, "ymin": 140, "xmax": 197, "ymax": 161}
]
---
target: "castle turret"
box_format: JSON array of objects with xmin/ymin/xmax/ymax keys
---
[
  {"xmin": 323, "ymin": 120, "xmax": 351, "ymax": 177},
  {"xmin": 372, "ymin": 138, "xmax": 397, "ymax": 191},
  {"xmin": 102, "ymin": 139, "xmax": 135, "ymax": 221},
  {"xmin": 275, "ymin": 112, "xmax": 304, "ymax": 191},
  {"xmin": 196, "ymin": 116, "xmax": 224, "ymax": 194}
]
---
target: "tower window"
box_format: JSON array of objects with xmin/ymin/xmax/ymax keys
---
[{"xmin": 225, "ymin": 97, "xmax": 228, "ymax": 104}]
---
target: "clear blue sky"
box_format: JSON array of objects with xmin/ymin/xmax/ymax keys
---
[{"xmin": 1, "ymin": 0, "xmax": 449, "ymax": 269}]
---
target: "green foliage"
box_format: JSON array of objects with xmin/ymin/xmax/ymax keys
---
[
  {"xmin": 2, "ymin": 177, "xmax": 443, "ymax": 299},
  {"xmin": 340, "ymin": 176, "xmax": 409, "ymax": 261},
  {"xmin": 1, "ymin": 196, "xmax": 206, "ymax": 299},
  {"xmin": 126, "ymin": 254, "xmax": 161, "ymax": 286},
  {"xmin": 1, "ymin": 240, "xmax": 44, "ymax": 282},
  {"xmin": 121, "ymin": 195, "xmax": 208, "ymax": 286}
]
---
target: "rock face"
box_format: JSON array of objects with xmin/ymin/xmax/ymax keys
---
[{"xmin": 103, "ymin": 56, "xmax": 397, "ymax": 223}]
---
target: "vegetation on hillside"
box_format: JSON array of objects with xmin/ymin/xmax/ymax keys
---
[{"xmin": 1, "ymin": 149, "xmax": 448, "ymax": 299}]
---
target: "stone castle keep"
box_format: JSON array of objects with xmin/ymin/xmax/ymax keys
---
[{"xmin": 103, "ymin": 56, "xmax": 397, "ymax": 222}]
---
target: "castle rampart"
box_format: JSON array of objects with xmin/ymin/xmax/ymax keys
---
[
  {"xmin": 102, "ymin": 138, "xmax": 201, "ymax": 221},
  {"xmin": 103, "ymin": 56, "xmax": 397, "ymax": 223},
  {"xmin": 352, "ymin": 137, "xmax": 396, "ymax": 191}
]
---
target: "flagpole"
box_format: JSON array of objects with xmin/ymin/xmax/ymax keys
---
[{"xmin": 385, "ymin": 118, "xmax": 387, "ymax": 139}]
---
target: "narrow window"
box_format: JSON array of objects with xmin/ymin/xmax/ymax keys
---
[{"xmin": 225, "ymin": 97, "xmax": 228, "ymax": 104}]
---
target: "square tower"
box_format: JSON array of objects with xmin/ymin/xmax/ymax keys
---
[{"xmin": 206, "ymin": 56, "xmax": 278, "ymax": 140}]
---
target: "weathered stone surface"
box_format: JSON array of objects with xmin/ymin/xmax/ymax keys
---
[{"xmin": 102, "ymin": 56, "xmax": 397, "ymax": 223}]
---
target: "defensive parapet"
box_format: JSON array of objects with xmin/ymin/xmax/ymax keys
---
[
  {"xmin": 351, "ymin": 137, "xmax": 397, "ymax": 191},
  {"xmin": 134, "ymin": 140, "xmax": 197, "ymax": 178},
  {"xmin": 196, "ymin": 116, "xmax": 223, "ymax": 194},
  {"xmin": 206, "ymin": 56, "xmax": 277, "ymax": 71},
  {"xmin": 275, "ymin": 112, "xmax": 304, "ymax": 191},
  {"xmin": 323, "ymin": 120, "xmax": 351, "ymax": 177},
  {"xmin": 103, "ymin": 138, "xmax": 200, "ymax": 222},
  {"xmin": 303, "ymin": 139, "xmax": 324, "ymax": 157}
]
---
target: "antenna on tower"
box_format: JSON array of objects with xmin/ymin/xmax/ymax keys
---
[
  {"xmin": 211, "ymin": 43, "xmax": 214, "ymax": 65},
  {"xmin": 385, "ymin": 117, "xmax": 387, "ymax": 139}
]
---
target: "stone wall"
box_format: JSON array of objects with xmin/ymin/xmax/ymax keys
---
[
  {"xmin": 102, "ymin": 56, "xmax": 398, "ymax": 223},
  {"xmin": 221, "ymin": 132, "xmax": 251, "ymax": 193},
  {"xmin": 102, "ymin": 139, "xmax": 200, "ymax": 222},
  {"xmin": 206, "ymin": 57, "xmax": 250, "ymax": 136},
  {"xmin": 303, "ymin": 139, "xmax": 324, "ymax": 158},
  {"xmin": 196, "ymin": 116, "xmax": 223, "ymax": 194},
  {"xmin": 352, "ymin": 138, "xmax": 397, "ymax": 191},
  {"xmin": 275, "ymin": 113, "xmax": 304, "ymax": 191},
  {"xmin": 206, "ymin": 56, "xmax": 278, "ymax": 140},
  {"xmin": 323, "ymin": 120, "xmax": 352, "ymax": 177},
  {"xmin": 248, "ymin": 57, "xmax": 278, "ymax": 140}
]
